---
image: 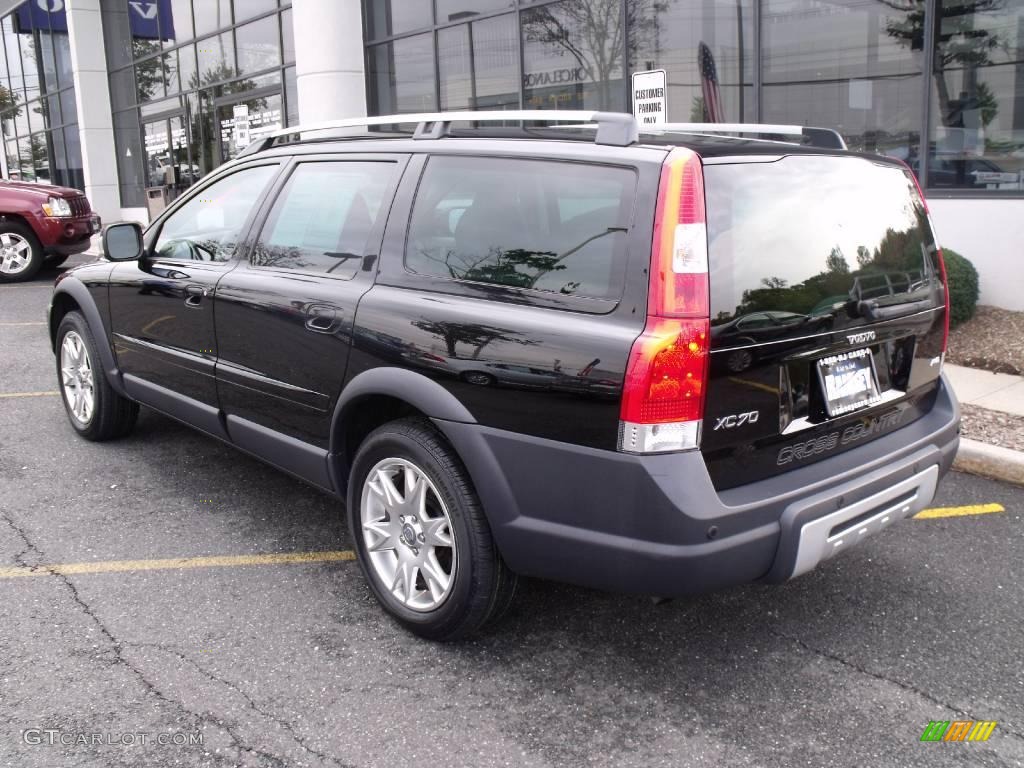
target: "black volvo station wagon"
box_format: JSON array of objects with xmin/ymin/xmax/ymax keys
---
[{"xmin": 48, "ymin": 111, "xmax": 959, "ymax": 639}]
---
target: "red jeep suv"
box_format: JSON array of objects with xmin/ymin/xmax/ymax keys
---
[{"xmin": 0, "ymin": 180, "xmax": 100, "ymax": 282}]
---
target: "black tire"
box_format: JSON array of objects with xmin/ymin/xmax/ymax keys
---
[
  {"xmin": 347, "ymin": 417, "xmax": 517, "ymax": 640},
  {"xmin": 55, "ymin": 311, "xmax": 139, "ymax": 441},
  {"xmin": 44, "ymin": 253, "xmax": 70, "ymax": 268},
  {"xmin": 0, "ymin": 220, "xmax": 44, "ymax": 283}
]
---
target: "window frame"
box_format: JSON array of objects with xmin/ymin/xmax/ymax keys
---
[
  {"xmin": 394, "ymin": 152, "xmax": 639, "ymax": 314},
  {"xmin": 144, "ymin": 158, "xmax": 285, "ymax": 266},
  {"xmin": 244, "ymin": 153, "xmax": 409, "ymax": 281}
]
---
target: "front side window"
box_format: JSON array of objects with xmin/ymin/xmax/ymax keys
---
[
  {"xmin": 405, "ymin": 155, "xmax": 635, "ymax": 301},
  {"xmin": 154, "ymin": 164, "xmax": 277, "ymax": 262},
  {"xmin": 251, "ymin": 161, "xmax": 398, "ymax": 278}
]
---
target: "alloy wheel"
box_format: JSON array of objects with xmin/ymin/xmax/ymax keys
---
[
  {"xmin": 60, "ymin": 331, "xmax": 95, "ymax": 424},
  {"xmin": 360, "ymin": 458, "xmax": 457, "ymax": 612},
  {"xmin": 0, "ymin": 233, "xmax": 32, "ymax": 275}
]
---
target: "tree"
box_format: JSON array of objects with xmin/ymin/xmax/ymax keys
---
[
  {"xmin": 883, "ymin": 0, "xmax": 1004, "ymax": 130},
  {"xmin": 411, "ymin": 319, "xmax": 535, "ymax": 361},
  {"xmin": 825, "ymin": 247, "xmax": 850, "ymax": 274}
]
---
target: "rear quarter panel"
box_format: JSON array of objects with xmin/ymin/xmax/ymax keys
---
[{"xmin": 348, "ymin": 141, "xmax": 666, "ymax": 450}]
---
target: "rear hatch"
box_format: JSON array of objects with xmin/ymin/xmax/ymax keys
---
[{"xmin": 699, "ymin": 153, "xmax": 947, "ymax": 490}]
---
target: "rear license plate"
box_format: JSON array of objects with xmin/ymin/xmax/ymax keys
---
[{"xmin": 817, "ymin": 348, "xmax": 881, "ymax": 417}]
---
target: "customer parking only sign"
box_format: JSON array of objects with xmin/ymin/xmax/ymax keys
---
[{"xmin": 632, "ymin": 70, "xmax": 667, "ymax": 125}]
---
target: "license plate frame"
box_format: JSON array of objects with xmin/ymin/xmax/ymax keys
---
[{"xmin": 816, "ymin": 348, "xmax": 881, "ymax": 417}]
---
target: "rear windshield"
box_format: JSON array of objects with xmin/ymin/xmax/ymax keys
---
[
  {"xmin": 405, "ymin": 155, "xmax": 635, "ymax": 301},
  {"xmin": 705, "ymin": 155, "xmax": 940, "ymax": 327}
]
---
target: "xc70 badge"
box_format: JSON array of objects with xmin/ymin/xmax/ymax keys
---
[
  {"xmin": 714, "ymin": 411, "xmax": 760, "ymax": 430},
  {"xmin": 846, "ymin": 330, "xmax": 876, "ymax": 345}
]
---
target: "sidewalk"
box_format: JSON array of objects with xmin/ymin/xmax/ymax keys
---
[
  {"xmin": 945, "ymin": 363, "xmax": 1024, "ymax": 486},
  {"xmin": 944, "ymin": 363, "xmax": 1024, "ymax": 416}
]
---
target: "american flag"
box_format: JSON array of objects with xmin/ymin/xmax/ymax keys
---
[{"xmin": 698, "ymin": 42, "xmax": 724, "ymax": 123}]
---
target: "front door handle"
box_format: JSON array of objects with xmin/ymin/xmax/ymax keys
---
[
  {"xmin": 184, "ymin": 285, "xmax": 207, "ymax": 308},
  {"xmin": 305, "ymin": 304, "xmax": 338, "ymax": 333}
]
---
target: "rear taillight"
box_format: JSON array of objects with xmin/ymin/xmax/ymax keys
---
[
  {"xmin": 619, "ymin": 149, "xmax": 710, "ymax": 454},
  {"xmin": 904, "ymin": 164, "xmax": 950, "ymax": 356}
]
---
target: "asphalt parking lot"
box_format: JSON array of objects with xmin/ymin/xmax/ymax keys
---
[{"xmin": 2, "ymin": 255, "xmax": 1023, "ymax": 768}]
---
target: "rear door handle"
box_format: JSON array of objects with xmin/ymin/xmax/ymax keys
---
[
  {"xmin": 305, "ymin": 304, "xmax": 339, "ymax": 333},
  {"xmin": 184, "ymin": 285, "xmax": 207, "ymax": 308}
]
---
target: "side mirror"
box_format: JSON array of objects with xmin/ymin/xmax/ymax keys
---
[{"xmin": 102, "ymin": 222, "xmax": 145, "ymax": 262}]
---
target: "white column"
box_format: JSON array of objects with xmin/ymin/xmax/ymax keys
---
[
  {"xmin": 292, "ymin": 0, "xmax": 367, "ymax": 124},
  {"xmin": 64, "ymin": 0, "xmax": 120, "ymax": 223}
]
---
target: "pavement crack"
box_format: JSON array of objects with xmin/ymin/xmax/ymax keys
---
[
  {"xmin": 775, "ymin": 630, "xmax": 1024, "ymax": 742},
  {"xmin": 134, "ymin": 642, "xmax": 351, "ymax": 768},
  {"xmin": 0, "ymin": 507, "xmax": 280, "ymax": 767}
]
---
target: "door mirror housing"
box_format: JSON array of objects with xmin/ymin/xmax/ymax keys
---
[{"xmin": 102, "ymin": 222, "xmax": 145, "ymax": 262}]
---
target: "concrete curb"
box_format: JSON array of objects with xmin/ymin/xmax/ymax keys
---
[{"xmin": 953, "ymin": 438, "xmax": 1024, "ymax": 486}]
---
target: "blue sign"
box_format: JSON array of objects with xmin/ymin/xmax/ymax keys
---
[{"xmin": 15, "ymin": 0, "xmax": 175, "ymax": 40}]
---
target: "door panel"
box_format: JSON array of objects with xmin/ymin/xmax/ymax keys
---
[
  {"xmin": 109, "ymin": 163, "xmax": 281, "ymax": 431},
  {"xmin": 215, "ymin": 156, "xmax": 406, "ymax": 449}
]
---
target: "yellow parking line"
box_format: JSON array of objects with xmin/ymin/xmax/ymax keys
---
[
  {"xmin": 914, "ymin": 503, "xmax": 1005, "ymax": 520},
  {"xmin": 0, "ymin": 550, "xmax": 357, "ymax": 580},
  {"xmin": 0, "ymin": 391, "xmax": 60, "ymax": 398},
  {"xmin": 0, "ymin": 321, "xmax": 46, "ymax": 326}
]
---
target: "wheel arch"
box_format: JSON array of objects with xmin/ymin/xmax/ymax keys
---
[
  {"xmin": 328, "ymin": 367, "xmax": 476, "ymax": 495},
  {"xmin": 0, "ymin": 212, "xmax": 43, "ymax": 242},
  {"xmin": 49, "ymin": 278, "xmax": 127, "ymax": 396}
]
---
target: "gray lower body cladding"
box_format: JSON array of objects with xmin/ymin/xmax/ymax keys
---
[{"xmin": 434, "ymin": 374, "xmax": 960, "ymax": 596}]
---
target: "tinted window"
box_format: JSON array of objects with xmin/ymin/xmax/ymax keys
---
[
  {"xmin": 155, "ymin": 164, "xmax": 277, "ymax": 262},
  {"xmin": 405, "ymin": 156, "xmax": 634, "ymax": 300},
  {"xmin": 705, "ymin": 156, "xmax": 940, "ymax": 327},
  {"xmin": 251, "ymin": 162, "xmax": 397, "ymax": 278}
]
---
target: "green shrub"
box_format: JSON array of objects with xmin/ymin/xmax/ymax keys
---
[{"xmin": 941, "ymin": 248, "xmax": 979, "ymax": 328}]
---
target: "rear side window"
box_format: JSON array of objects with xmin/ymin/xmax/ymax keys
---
[
  {"xmin": 405, "ymin": 155, "xmax": 635, "ymax": 300},
  {"xmin": 251, "ymin": 161, "xmax": 397, "ymax": 278}
]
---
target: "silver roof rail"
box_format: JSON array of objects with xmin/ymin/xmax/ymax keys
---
[
  {"xmin": 239, "ymin": 110, "xmax": 640, "ymax": 156},
  {"xmin": 645, "ymin": 122, "xmax": 847, "ymax": 150}
]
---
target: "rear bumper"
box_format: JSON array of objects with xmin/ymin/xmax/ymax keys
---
[{"xmin": 436, "ymin": 374, "xmax": 960, "ymax": 596}]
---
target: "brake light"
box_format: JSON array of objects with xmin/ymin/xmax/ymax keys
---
[
  {"xmin": 904, "ymin": 164, "xmax": 950, "ymax": 356},
  {"xmin": 619, "ymin": 149, "xmax": 710, "ymax": 454}
]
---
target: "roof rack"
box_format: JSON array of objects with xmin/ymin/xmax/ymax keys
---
[
  {"xmin": 238, "ymin": 110, "xmax": 640, "ymax": 156},
  {"xmin": 237, "ymin": 111, "xmax": 846, "ymax": 157},
  {"xmin": 644, "ymin": 123, "xmax": 847, "ymax": 149}
]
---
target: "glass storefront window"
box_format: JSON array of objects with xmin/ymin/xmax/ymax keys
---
[
  {"xmin": 927, "ymin": 0, "xmax": 1024, "ymax": 191},
  {"xmin": 363, "ymin": 0, "xmax": 432, "ymax": 40},
  {"xmin": 165, "ymin": 0, "xmax": 194, "ymax": 47},
  {"xmin": 236, "ymin": 15, "xmax": 280, "ymax": 76},
  {"xmin": 178, "ymin": 45, "xmax": 197, "ymax": 92},
  {"xmin": 53, "ymin": 31, "xmax": 72, "ymax": 88},
  {"xmin": 762, "ymin": 0, "xmax": 923, "ymax": 160},
  {"xmin": 471, "ymin": 14, "xmax": 518, "ymax": 110},
  {"xmin": 436, "ymin": 0, "xmax": 513, "ymax": 25},
  {"xmin": 630, "ymin": 0, "xmax": 753, "ymax": 123},
  {"xmin": 521, "ymin": 0, "xmax": 626, "ymax": 112},
  {"xmin": 197, "ymin": 32, "xmax": 235, "ymax": 85},
  {"xmin": 438, "ymin": 15, "xmax": 518, "ymax": 112},
  {"xmin": 194, "ymin": 0, "xmax": 232, "ymax": 38},
  {"xmin": 136, "ymin": 56, "xmax": 166, "ymax": 102},
  {"xmin": 284, "ymin": 65, "xmax": 298, "ymax": 124},
  {"xmin": 282, "ymin": 8, "xmax": 294, "ymax": 64},
  {"xmin": 234, "ymin": 0, "xmax": 279, "ymax": 23},
  {"xmin": 368, "ymin": 34, "xmax": 437, "ymax": 115},
  {"xmin": 438, "ymin": 25, "xmax": 471, "ymax": 110}
]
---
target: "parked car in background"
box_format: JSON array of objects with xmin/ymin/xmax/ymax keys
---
[{"xmin": 0, "ymin": 180, "xmax": 100, "ymax": 283}]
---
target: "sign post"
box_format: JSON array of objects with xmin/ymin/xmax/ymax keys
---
[{"xmin": 631, "ymin": 70, "xmax": 667, "ymax": 125}]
